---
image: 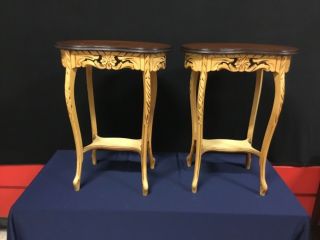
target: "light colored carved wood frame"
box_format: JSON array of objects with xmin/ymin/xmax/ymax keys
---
[
  {"xmin": 185, "ymin": 53, "xmax": 291, "ymax": 196},
  {"xmin": 61, "ymin": 50, "xmax": 166, "ymax": 196}
]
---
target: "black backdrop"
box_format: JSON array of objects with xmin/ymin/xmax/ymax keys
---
[{"xmin": 0, "ymin": 0, "xmax": 319, "ymax": 166}]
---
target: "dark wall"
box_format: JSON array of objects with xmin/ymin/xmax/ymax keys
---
[{"xmin": 0, "ymin": 0, "xmax": 319, "ymax": 165}]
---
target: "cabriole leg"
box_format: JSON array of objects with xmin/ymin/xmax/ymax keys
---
[
  {"xmin": 86, "ymin": 66, "xmax": 98, "ymax": 165},
  {"xmin": 65, "ymin": 67, "xmax": 84, "ymax": 191},
  {"xmin": 187, "ymin": 71, "xmax": 200, "ymax": 167},
  {"xmin": 246, "ymin": 69, "xmax": 263, "ymax": 169},
  {"xmin": 259, "ymin": 72, "xmax": 285, "ymax": 196},
  {"xmin": 141, "ymin": 62, "xmax": 152, "ymax": 196},
  {"xmin": 147, "ymin": 71, "xmax": 157, "ymax": 169},
  {"xmin": 192, "ymin": 58, "xmax": 208, "ymax": 193}
]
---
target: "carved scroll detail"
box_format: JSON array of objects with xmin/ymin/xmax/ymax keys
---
[
  {"xmin": 197, "ymin": 56, "xmax": 208, "ymax": 124},
  {"xmin": 150, "ymin": 54, "xmax": 166, "ymax": 71},
  {"xmin": 60, "ymin": 50, "xmax": 166, "ymax": 71},
  {"xmin": 185, "ymin": 53, "xmax": 291, "ymax": 73},
  {"xmin": 61, "ymin": 50, "xmax": 72, "ymax": 68},
  {"xmin": 143, "ymin": 55, "xmax": 152, "ymax": 124},
  {"xmin": 74, "ymin": 51, "xmax": 141, "ymax": 70}
]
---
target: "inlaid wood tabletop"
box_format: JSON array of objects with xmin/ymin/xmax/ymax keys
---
[
  {"xmin": 56, "ymin": 40, "xmax": 171, "ymax": 53},
  {"xmin": 182, "ymin": 43, "xmax": 298, "ymax": 55}
]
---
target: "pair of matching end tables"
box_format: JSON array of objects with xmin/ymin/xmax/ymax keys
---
[{"xmin": 56, "ymin": 40, "xmax": 297, "ymax": 196}]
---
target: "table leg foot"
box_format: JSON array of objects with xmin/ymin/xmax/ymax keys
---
[
  {"xmin": 141, "ymin": 151, "xmax": 149, "ymax": 196},
  {"xmin": 259, "ymin": 156, "xmax": 268, "ymax": 196},
  {"xmin": 186, "ymin": 140, "xmax": 196, "ymax": 167},
  {"xmin": 92, "ymin": 150, "xmax": 97, "ymax": 166},
  {"xmin": 187, "ymin": 157, "xmax": 192, "ymax": 167},
  {"xmin": 142, "ymin": 190, "xmax": 148, "ymax": 196},
  {"xmin": 192, "ymin": 183, "xmax": 198, "ymax": 193},
  {"xmin": 147, "ymin": 141, "xmax": 156, "ymax": 170},
  {"xmin": 150, "ymin": 157, "xmax": 155, "ymax": 170},
  {"xmin": 142, "ymin": 182, "xmax": 149, "ymax": 196},
  {"xmin": 192, "ymin": 153, "xmax": 201, "ymax": 194},
  {"xmin": 260, "ymin": 183, "xmax": 268, "ymax": 196},
  {"xmin": 245, "ymin": 153, "xmax": 252, "ymax": 170},
  {"xmin": 191, "ymin": 143, "xmax": 201, "ymax": 194},
  {"xmin": 73, "ymin": 177, "xmax": 80, "ymax": 192}
]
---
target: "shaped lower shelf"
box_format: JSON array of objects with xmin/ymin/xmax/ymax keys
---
[
  {"xmin": 83, "ymin": 136, "xmax": 142, "ymax": 153},
  {"xmin": 202, "ymin": 139, "xmax": 260, "ymax": 156}
]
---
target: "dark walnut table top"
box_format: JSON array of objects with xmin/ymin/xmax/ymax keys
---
[
  {"xmin": 182, "ymin": 43, "xmax": 298, "ymax": 56},
  {"xmin": 55, "ymin": 40, "xmax": 171, "ymax": 54}
]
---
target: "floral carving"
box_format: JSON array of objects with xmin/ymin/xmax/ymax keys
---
[
  {"xmin": 60, "ymin": 50, "xmax": 166, "ymax": 72},
  {"xmin": 100, "ymin": 55, "xmax": 117, "ymax": 68},
  {"xmin": 185, "ymin": 53, "xmax": 291, "ymax": 73},
  {"xmin": 75, "ymin": 54, "xmax": 137, "ymax": 70},
  {"xmin": 234, "ymin": 56, "xmax": 251, "ymax": 71}
]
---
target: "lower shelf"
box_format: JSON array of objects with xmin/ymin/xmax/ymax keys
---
[
  {"xmin": 202, "ymin": 138, "xmax": 260, "ymax": 155},
  {"xmin": 83, "ymin": 136, "xmax": 141, "ymax": 153}
]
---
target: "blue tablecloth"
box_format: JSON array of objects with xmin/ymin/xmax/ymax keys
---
[{"xmin": 8, "ymin": 150, "xmax": 309, "ymax": 240}]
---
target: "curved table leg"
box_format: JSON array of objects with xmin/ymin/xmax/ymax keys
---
[
  {"xmin": 259, "ymin": 71, "xmax": 285, "ymax": 196},
  {"xmin": 246, "ymin": 69, "xmax": 264, "ymax": 169},
  {"xmin": 147, "ymin": 71, "xmax": 157, "ymax": 169},
  {"xmin": 187, "ymin": 71, "xmax": 200, "ymax": 167},
  {"xmin": 86, "ymin": 66, "xmax": 98, "ymax": 165},
  {"xmin": 141, "ymin": 62, "xmax": 152, "ymax": 196},
  {"xmin": 65, "ymin": 67, "xmax": 84, "ymax": 191},
  {"xmin": 192, "ymin": 58, "xmax": 208, "ymax": 193}
]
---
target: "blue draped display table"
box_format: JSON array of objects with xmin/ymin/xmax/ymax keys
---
[{"xmin": 8, "ymin": 150, "xmax": 309, "ymax": 240}]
